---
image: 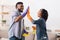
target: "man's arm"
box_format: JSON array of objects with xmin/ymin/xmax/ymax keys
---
[
  {"xmin": 14, "ymin": 6, "xmax": 29, "ymax": 22},
  {"xmin": 14, "ymin": 15, "xmax": 22, "ymax": 22}
]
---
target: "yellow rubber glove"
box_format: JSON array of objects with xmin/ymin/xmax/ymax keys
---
[
  {"xmin": 23, "ymin": 33, "xmax": 30, "ymax": 37},
  {"xmin": 22, "ymin": 29, "xmax": 30, "ymax": 37},
  {"xmin": 32, "ymin": 26, "xmax": 36, "ymax": 34}
]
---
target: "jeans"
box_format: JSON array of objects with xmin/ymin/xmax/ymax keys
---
[
  {"xmin": 37, "ymin": 35, "xmax": 48, "ymax": 40},
  {"xmin": 9, "ymin": 36, "xmax": 25, "ymax": 40}
]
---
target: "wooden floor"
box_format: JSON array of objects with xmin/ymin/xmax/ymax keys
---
[
  {"xmin": 0, "ymin": 30, "xmax": 36, "ymax": 40},
  {"xmin": 0, "ymin": 29, "xmax": 58, "ymax": 40}
]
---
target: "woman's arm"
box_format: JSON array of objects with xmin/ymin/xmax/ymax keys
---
[
  {"xmin": 27, "ymin": 8, "xmax": 40, "ymax": 24},
  {"xmin": 14, "ymin": 6, "xmax": 29, "ymax": 22},
  {"xmin": 27, "ymin": 8, "xmax": 33, "ymax": 22}
]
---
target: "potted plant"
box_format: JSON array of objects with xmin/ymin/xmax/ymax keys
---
[{"xmin": 2, "ymin": 20, "xmax": 6, "ymax": 24}]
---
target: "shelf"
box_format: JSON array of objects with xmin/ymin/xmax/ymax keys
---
[{"xmin": 0, "ymin": 12, "xmax": 9, "ymax": 14}]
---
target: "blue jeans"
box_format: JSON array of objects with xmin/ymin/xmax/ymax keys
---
[
  {"xmin": 9, "ymin": 36, "xmax": 25, "ymax": 40},
  {"xmin": 37, "ymin": 34, "xmax": 48, "ymax": 40}
]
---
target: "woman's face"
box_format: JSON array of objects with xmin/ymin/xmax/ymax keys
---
[{"xmin": 37, "ymin": 9, "xmax": 42, "ymax": 18}]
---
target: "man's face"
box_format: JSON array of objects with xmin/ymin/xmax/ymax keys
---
[{"xmin": 16, "ymin": 4, "xmax": 24, "ymax": 12}]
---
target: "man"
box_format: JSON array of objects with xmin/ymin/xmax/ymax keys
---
[{"xmin": 9, "ymin": 2, "xmax": 29, "ymax": 40}]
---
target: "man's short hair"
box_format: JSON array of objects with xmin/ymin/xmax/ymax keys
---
[{"xmin": 16, "ymin": 2, "xmax": 23, "ymax": 8}]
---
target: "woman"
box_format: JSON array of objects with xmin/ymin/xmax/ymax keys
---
[{"xmin": 27, "ymin": 8, "xmax": 48, "ymax": 40}]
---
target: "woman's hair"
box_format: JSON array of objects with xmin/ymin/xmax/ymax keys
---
[{"xmin": 41, "ymin": 9, "xmax": 48, "ymax": 21}]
